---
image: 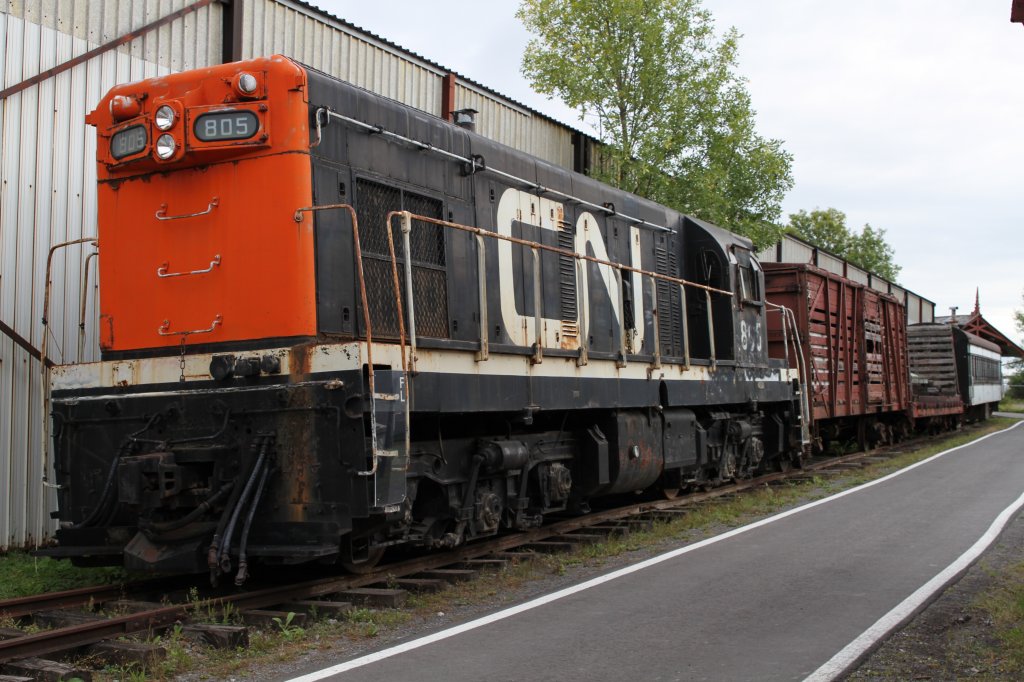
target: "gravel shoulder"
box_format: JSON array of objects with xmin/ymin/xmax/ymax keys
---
[{"xmin": 846, "ymin": 508, "xmax": 1024, "ymax": 681}]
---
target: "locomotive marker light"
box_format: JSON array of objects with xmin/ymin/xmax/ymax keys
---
[
  {"xmin": 155, "ymin": 133, "xmax": 176, "ymax": 160},
  {"xmin": 109, "ymin": 94, "xmax": 140, "ymax": 121},
  {"xmin": 154, "ymin": 105, "xmax": 176, "ymax": 130},
  {"xmin": 235, "ymin": 72, "xmax": 258, "ymax": 95}
]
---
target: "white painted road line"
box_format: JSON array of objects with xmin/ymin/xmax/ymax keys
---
[
  {"xmin": 286, "ymin": 421, "xmax": 1023, "ymax": 682},
  {"xmin": 804, "ymin": 483, "xmax": 1024, "ymax": 681}
]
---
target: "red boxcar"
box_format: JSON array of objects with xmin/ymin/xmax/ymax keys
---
[{"xmin": 763, "ymin": 263, "xmax": 910, "ymax": 447}]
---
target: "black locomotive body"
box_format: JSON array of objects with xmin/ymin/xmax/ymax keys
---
[{"xmin": 44, "ymin": 57, "xmax": 803, "ymax": 579}]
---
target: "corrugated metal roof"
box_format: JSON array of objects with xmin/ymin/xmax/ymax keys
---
[{"xmin": 278, "ymin": 0, "xmax": 595, "ymax": 139}]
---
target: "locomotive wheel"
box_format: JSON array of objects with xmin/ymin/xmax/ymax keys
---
[
  {"xmin": 661, "ymin": 487, "xmax": 681, "ymax": 500},
  {"xmin": 339, "ymin": 538, "xmax": 385, "ymax": 574}
]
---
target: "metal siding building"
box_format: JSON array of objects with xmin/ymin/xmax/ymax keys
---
[
  {"xmin": 1, "ymin": 0, "xmax": 222, "ymax": 550},
  {"xmin": 0, "ymin": 0, "xmax": 587, "ymax": 549}
]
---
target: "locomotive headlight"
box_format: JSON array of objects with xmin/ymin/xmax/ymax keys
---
[
  {"xmin": 237, "ymin": 73, "xmax": 258, "ymax": 95},
  {"xmin": 154, "ymin": 105, "xmax": 176, "ymax": 130},
  {"xmin": 155, "ymin": 134, "xmax": 177, "ymax": 159}
]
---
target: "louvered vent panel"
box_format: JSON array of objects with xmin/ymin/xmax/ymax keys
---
[
  {"xmin": 558, "ymin": 222, "xmax": 579, "ymax": 340},
  {"xmin": 356, "ymin": 179, "xmax": 449, "ymax": 339},
  {"xmin": 655, "ymin": 246, "xmax": 683, "ymax": 357}
]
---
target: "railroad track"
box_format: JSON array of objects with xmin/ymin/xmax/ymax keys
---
[{"xmin": 0, "ymin": 439, "xmax": 921, "ymax": 676}]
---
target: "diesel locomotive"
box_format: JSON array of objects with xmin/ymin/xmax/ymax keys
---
[{"xmin": 42, "ymin": 55, "xmax": 809, "ymax": 581}]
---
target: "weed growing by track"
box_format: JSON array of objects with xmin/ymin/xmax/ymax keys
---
[
  {"xmin": 0, "ymin": 552, "xmax": 127, "ymax": 600},
  {"xmin": 976, "ymin": 560, "xmax": 1024, "ymax": 674}
]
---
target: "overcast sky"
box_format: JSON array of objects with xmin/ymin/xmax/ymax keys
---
[{"xmin": 315, "ymin": 0, "xmax": 1024, "ymax": 343}]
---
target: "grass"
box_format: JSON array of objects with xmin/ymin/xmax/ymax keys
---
[
  {"xmin": 975, "ymin": 560, "xmax": 1024, "ymax": 674},
  {"xmin": 999, "ymin": 397, "xmax": 1024, "ymax": 413},
  {"xmin": 0, "ymin": 552, "xmax": 128, "ymax": 600}
]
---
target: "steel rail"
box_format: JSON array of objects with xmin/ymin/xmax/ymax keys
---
[{"xmin": 0, "ymin": 435, "xmax": 913, "ymax": 665}]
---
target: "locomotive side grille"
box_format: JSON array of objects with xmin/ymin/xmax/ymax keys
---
[
  {"xmin": 356, "ymin": 178, "xmax": 449, "ymax": 339},
  {"xmin": 357, "ymin": 179, "xmax": 402, "ymax": 257},
  {"xmin": 655, "ymin": 246, "xmax": 682, "ymax": 357},
  {"xmin": 558, "ymin": 222, "xmax": 579, "ymax": 339}
]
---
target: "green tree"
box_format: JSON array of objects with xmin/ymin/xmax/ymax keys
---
[
  {"xmin": 1016, "ymin": 291, "xmax": 1024, "ymax": 337},
  {"xmin": 847, "ymin": 223, "xmax": 900, "ymax": 281},
  {"xmin": 1009, "ymin": 292, "xmax": 1024, "ymax": 399},
  {"xmin": 787, "ymin": 208, "xmax": 850, "ymax": 255},
  {"xmin": 786, "ymin": 208, "xmax": 900, "ymax": 281},
  {"xmin": 517, "ymin": 0, "xmax": 793, "ymax": 248}
]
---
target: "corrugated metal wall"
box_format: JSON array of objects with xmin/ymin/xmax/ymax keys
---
[
  {"xmin": 0, "ymin": 0, "xmax": 222, "ymax": 549},
  {"xmin": 243, "ymin": 0, "xmax": 576, "ymax": 168},
  {"xmin": 454, "ymin": 81, "xmax": 573, "ymax": 168},
  {"xmin": 242, "ymin": 0, "xmax": 443, "ymax": 115}
]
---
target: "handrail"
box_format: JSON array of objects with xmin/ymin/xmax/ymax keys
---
[
  {"xmin": 380, "ymin": 210, "xmax": 733, "ymax": 369},
  {"xmin": 78, "ymin": 251, "xmax": 99, "ymax": 359},
  {"xmin": 157, "ymin": 315, "xmax": 222, "ymax": 337},
  {"xmin": 156, "ymin": 197, "xmax": 218, "ymax": 221},
  {"xmin": 294, "ymin": 203, "xmax": 409, "ymax": 477},
  {"xmin": 314, "ymin": 107, "xmax": 675, "ymax": 234},
  {"xmin": 383, "ymin": 210, "xmax": 733, "ymax": 297},
  {"xmin": 766, "ymin": 301, "xmax": 812, "ymax": 447},
  {"xmin": 157, "ymin": 254, "xmax": 221, "ymax": 278},
  {"xmin": 40, "ymin": 238, "xmax": 99, "ymax": 517}
]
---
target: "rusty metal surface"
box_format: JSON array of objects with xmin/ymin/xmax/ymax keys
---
[
  {"xmin": 0, "ymin": 0, "xmax": 216, "ymax": 102},
  {"xmin": 764, "ymin": 263, "xmax": 910, "ymax": 426},
  {"xmin": 0, "ymin": 318, "xmax": 50, "ymax": 368}
]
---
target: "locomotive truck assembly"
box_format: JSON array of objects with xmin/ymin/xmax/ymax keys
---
[{"xmin": 38, "ymin": 55, "xmax": 999, "ymax": 582}]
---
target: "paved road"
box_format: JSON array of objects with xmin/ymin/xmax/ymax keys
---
[{"xmin": 285, "ymin": 423, "xmax": 1024, "ymax": 682}]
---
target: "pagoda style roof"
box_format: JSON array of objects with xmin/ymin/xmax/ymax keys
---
[{"xmin": 933, "ymin": 293, "xmax": 1024, "ymax": 358}]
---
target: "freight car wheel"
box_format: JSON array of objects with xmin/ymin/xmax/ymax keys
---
[{"xmin": 661, "ymin": 487, "xmax": 681, "ymax": 500}]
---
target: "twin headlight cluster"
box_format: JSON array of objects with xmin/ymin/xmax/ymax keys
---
[
  {"xmin": 154, "ymin": 105, "xmax": 178, "ymax": 160},
  {"xmin": 108, "ymin": 71, "xmax": 261, "ymax": 163}
]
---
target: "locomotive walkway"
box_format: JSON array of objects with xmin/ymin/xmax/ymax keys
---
[{"xmin": 283, "ymin": 422, "xmax": 1024, "ymax": 682}]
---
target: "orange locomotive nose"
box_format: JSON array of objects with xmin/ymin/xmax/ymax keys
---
[{"xmin": 87, "ymin": 56, "xmax": 317, "ymax": 353}]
